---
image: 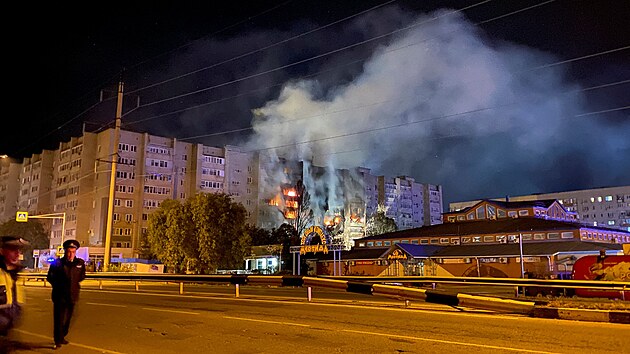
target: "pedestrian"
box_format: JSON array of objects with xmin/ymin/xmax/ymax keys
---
[
  {"xmin": 0, "ymin": 236, "xmax": 29, "ymax": 337},
  {"xmin": 46, "ymin": 239, "xmax": 86, "ymax": 349}
]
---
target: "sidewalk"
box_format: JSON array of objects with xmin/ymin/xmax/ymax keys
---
[{"xmin": 531, "ymin": 306, "xmax": 630, "ymax": 324}]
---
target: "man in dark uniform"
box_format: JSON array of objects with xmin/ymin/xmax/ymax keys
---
[{"xmin": 46, "ymin": 239, "xmax": 86, "ymax": 349}]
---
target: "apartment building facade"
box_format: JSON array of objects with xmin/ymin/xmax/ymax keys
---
[
  {"xmin": 0, "ymin": 128, "xmax": 260, "ymax": 260},
  {"xmin": 449, "ymin": 186, "xmax": 630, "ymax": 232},
  {"xmin": 256, "ymin": 159, "xmax": 444, "ymax": 249},
  {"xmin": 2, "ymin": 128, "xmax": 443, "ymax": 258}
]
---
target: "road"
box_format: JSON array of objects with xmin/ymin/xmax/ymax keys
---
[{"xmin": 3, "ymin": 281, "xmax": 629, "ymax": 353}]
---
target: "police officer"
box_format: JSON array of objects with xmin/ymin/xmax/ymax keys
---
[
  {"xmin": 46, "ymin": 239, "xmax": 86, "ymax": 349},
  {"xmin": 0, "ymin": 235, "xmax": 29, "ymax": 337}
]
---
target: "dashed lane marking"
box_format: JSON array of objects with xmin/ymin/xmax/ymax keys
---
[
  {"xmin": 14, "ymin": 329, "xmax": 127, "ymax": 354},
  {"xmin": 86, "ymin": 302, "xmax": 127, "ymax": 307},
  {"xmin": 223, "ymin": 315, "xmax": 311, "ymax": 327},
  {"xmin": 142, "ymin": 307, "xmax": 200, "ymax": 315},
  {"xmin": 342, "ymin": 329, "xmax": 560, "ymax": 353}
]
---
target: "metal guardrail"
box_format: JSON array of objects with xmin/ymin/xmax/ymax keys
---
[
  {"xmin": 19, "ymin": 273, "xmax": 629, "ymax": 314},
  {"xmin": 20, "ymin": 272, "xmax": 630, "ymax": 291},
  {"xmin": 322, "ymin": 275, "xmax": 630, "ymax": 291}
]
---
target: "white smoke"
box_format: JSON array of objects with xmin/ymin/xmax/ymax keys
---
[{"xmin": 246, "ymin": 8, "xmax": 627, "ymax": 220}]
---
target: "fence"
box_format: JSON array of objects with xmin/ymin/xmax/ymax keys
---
[{"xmin": 20, "ymin": 273, "xmax": 630, "ymax": 315}]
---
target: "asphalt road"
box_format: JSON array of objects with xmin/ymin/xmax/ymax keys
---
[{"xmin": 3, "ymin": 282, "xmax": 629, "ymax": 354}]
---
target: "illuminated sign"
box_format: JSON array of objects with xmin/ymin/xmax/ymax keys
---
[
  {"xmin": 300, "ymin": 225, "xmax": 329, "ymax": 254},
  {"xmin": 300, "ymin": 244, "xmax": 329, "ymax": 255},
  {"xmin": 387, "ymin": 249, "xmax": 408, "ymax": 260},
  {"xmin": 16, "ymin": 211, "xmax": 28, "ymax": 222}
]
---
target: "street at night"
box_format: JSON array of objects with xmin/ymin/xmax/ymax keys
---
[{"xmin": 4, "ymin": 282, "xmax": 629, "ymax": 353}]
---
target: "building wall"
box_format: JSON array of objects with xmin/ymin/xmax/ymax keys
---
[
  {"xmin": 450, "ymin": 186, "xmax": 630, "ymax": 232},
  {"xmin": 0, "ymin": 158, "xmax": 24, "ymax": 222}
]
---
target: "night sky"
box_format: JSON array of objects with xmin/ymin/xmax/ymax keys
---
[{"xmin": 5, "ymin": 0, "xmax": 629, "ymax": 208}]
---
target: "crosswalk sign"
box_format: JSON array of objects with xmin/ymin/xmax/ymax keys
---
[{"xmin": 16, "ymin": 211, "xmax": 28, "ymax": 222}]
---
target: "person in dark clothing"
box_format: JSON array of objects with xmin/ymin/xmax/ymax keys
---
[{"xmin": 46, "ymin": 239, "xmax": 86, "ymax": 349}]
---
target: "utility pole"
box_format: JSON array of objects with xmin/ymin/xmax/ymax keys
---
[{"xmin": 104, "ymin": 80, "xmax": 124, "ymax": 270}]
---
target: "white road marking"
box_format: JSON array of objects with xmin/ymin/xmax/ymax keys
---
[
  {"xmin": 343, "ymin": 329, "xmax": 560, "ymax": 353},
  {"xmin": 14, "ymin": 329, "xmax": 127, "ymax": 354},
  {"xmin": 86, "ymin": 302, "xmax": 127, "ymax": 307},
  {"xmin": 142, "ymin": 307, "xmax": 200, "ymax": 315},
  {"xmin": 223, "ymin": 315, "xmax": 311, "ymax": 327}
]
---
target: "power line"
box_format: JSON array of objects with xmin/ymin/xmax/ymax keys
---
[
  {"xmin": 133, "ymin": 0, "xmax": 494, "ymax": 109},
  {"xmin": 125, "ymin": 0, "xmax": 296, "ymax": 75},
  {"xmin": 244, "ymin": 82, "xmax": 630, "ymax": 154},
  {"xmin": 171, "ymin": 72, "xmax": 628, "ymax": 142},
  {"xmin": 16, "ymin": 2, "xmax": 295, "ymax": 159},
  {"xmin": 126, "ymin": 0, "xmax": 398, "ymax": 95}
]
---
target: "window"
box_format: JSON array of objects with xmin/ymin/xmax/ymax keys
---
[
  {"xmin": 508, "ymin": 211, "xmax": 517, "ymax": 218},
  {"xmin": 476, "ymin": 206, "xmax": 485, "ymax": 219},
  {"xmin": 439, "ymin": 238, "xmax": 449, "ymax": 244},
  {"xmin": 534, "ymin": 233, "xmax": 545, "ymax": 240},
  {"xmin": 125, "ymin": 214, "xmax": 133, "ymax": 222},
  {"xmin": 487, "ymin": 205, "xmax": 496, "ymax": 218},
  {"xmin": 376, "ymin": 241, "xmax": 383, "ymax": 246},
  {"xmin": 521, "ymin": 234, "xmax": 532, "ymax": 241},
  {"xmin": 483, "ymin": 236, "xmax": 495, "ymax": 242},
  {"xmin": 472, "ymin": 236, "xmax": 481, "ymax": 243},
  {"xmin": 561, "ymin": 232, "xmax": 574, "ymax": 239},
  {"xmin": 367, "ymin": 242, "xmax": 374, "ymax": 247},
  {"xmin": 384, "ymin": 241, "xmax": 391, "ymax": 246},
  {"xmin": 419, "ymin": 239, "xmax": 429, "ymax": 245},
  {"xmin": 519, "ymin": 210, "xmax": 529, "ymax": 216},
  {"xmin": 547, "ymin": 233, "xmax": 560, "ymax": 240}
]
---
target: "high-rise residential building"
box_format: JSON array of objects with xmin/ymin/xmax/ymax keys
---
[
  {"xmin": 377, "ymin": 176, "xmax": 443, "ymax": 230},
  {"xmin": 1, "ymin": 128, "xmax": 444, "ymax": 258},
  {"xmin": 0, "ymin": 128, "xmax": 260, "ymax": 260},
  {"xmin": 0, "ymin": 156, "xmax": 26, "ymax": 222},
  {"xmin": 256, "ymin": 158, "xmax": 443, "ymax": 249},
  {"xmin": 449, "ymin": 186, "xmax": 630, "ymax": 232}
]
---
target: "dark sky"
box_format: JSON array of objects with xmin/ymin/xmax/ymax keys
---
[{"xmin": 5, "ymin": 0, "xmax": 629, "ymax": 207}]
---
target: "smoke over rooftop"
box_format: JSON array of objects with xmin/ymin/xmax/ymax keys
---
[{"xmin": 245, "ymin": 8, "xmax": 629, "ymax": 215}]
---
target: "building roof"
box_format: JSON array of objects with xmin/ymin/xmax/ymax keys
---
[
  {"xmin": 305, "ymin": 247, "xmax": 389, "ymax": 261},
  {"xmin": 395, "ymin": 243, "xmax": 444, "ymax": 257},
  {"xmin": 443, "ymin": 199, "xmax": 559, "ymax": 215},
  {"xmin": 431, "ymin": 241, "xmax": 622, "ymax": 258},
  {"xmin": 358, "ymin": 217, "xmax": 628, "ymax": 241}
]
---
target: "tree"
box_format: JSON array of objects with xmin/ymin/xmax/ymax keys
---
[
  {"xmin": 145, "ymin": 192, "xmax": 251, "ymax": 274},
  {"xmin": 146, "ymin": 199, "xmax": 190, "ymax": 273},
  {"xmin": 271, "ymin": 223, "xmax": 300, "ymax": 273},
  {"xmin": 247, "ymin": 224, "xmax": 272, "ymax": 246},
  {"xmin": 365, "ymin": 205, "xmax": 398, "ymax": 236},
  {"xmin": 0, "ymin": 219, "xmax": 49, "ymax": 268},
  {"xmin": 294, "ymin": 180, "xmax": 314, "ymax": 237}
]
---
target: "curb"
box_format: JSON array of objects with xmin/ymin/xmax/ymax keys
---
[{"xmin": 531, "ymin": 306, "xmax": 630, "ymax": 324}]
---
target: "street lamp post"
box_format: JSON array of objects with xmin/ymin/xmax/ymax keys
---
[{"xmin": 104, "ymin": 80, "xmax": 124, "ymax": 270}]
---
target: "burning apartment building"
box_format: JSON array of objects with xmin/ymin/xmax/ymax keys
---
[{"xmin": 256, "ymin": 155, "xmax": 443, "ymax": 249}]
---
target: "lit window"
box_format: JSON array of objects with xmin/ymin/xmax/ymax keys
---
[{"xmin": 605, "ymin": 195, "xmax": 613, "ymax": 202}]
